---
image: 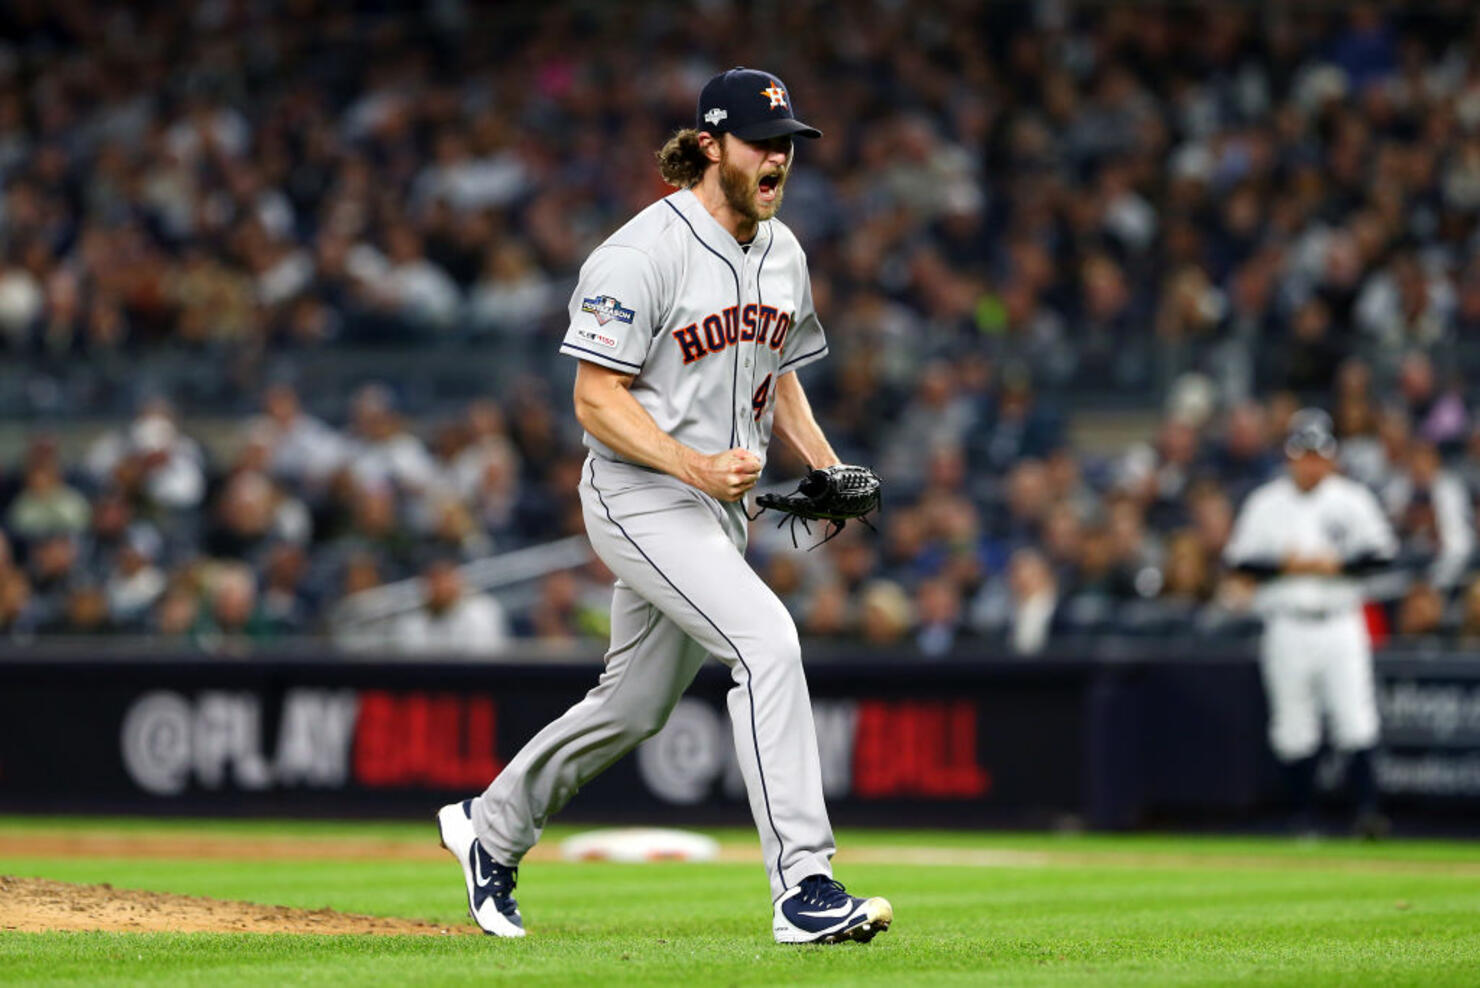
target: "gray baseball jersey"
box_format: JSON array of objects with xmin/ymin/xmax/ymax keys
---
[
  {"xmin": 474, "ymin": 187, "xmax": 838, "ymax": 902},
  {"xmin": 559, "ymin": 187, "xmax": 828, "ymax": 466}
]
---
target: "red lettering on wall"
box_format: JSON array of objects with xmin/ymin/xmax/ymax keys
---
[
  {"xmin": 852, "ymin": 699, "xmax": 990, "ymax": 799},
  {"xmin": 354, "ymin": 691, "xmax": 397, "ymax": 786},
  {"xmin": 352, "ymin": 691, "xmax": 503, "ymax": 789}
]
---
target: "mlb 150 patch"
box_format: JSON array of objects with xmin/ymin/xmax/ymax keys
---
[
  {"xmin": 581, "ymin": 295, "xmax": 636, "ymax": 326},
  {"xmin": 576, "ymin": 327, "xmax": 619, "ymax": 350}
]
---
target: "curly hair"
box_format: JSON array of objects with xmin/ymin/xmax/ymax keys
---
[{"xmin": 656, "ymin": 128, "xmax": 712, "ymax": 189}]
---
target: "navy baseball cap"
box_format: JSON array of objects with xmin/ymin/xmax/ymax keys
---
[
  {"xmin": 1285, "ymin": 408, "xmax": 1338, "ymax": 459},
  {"xmin": 696, "ymin": 67, "xmax": 822, "ymax": 141}
]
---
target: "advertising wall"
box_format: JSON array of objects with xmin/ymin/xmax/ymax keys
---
[{"xmin": 0, "ymin": 651, "xmax": 1474, "ymax": 830}]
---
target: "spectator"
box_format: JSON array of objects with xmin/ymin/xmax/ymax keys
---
[
  {"xmin": 391, "ymin": 559, "xmax": 509, "ymax": 657},
  {"xmin": 802, "ymin": 580, "xmax": 853, "ymax": 638},
  {"xmin": 1356, "ymin": 250, "xmax": 1454, "ymax": 358},
  {"xmin": 1037, "ymin": 501, "xmax": 1083, "ymax": 583},
  {"xmin": 1382, "ymin": 440, "xmax": 1474, "ymax": 590},
  {"xmin": 191, "ymin": 564, "xmax": 275, "ymax": 651},
  {"xmin": 84, "ymin": 402, "xmax": 206, "ymax": 513},
  {"xmin": 973, "ymin": 547, "xmax": 1059, "ymax": 656},
  {"xmin": 1458, "ymin": 427, "xmax": 1480, "ymax": 504},
  {"xmin": 1363, "ymin": 404, "xmax": 1415, "ymax": 495},
  {"xmin": 250, "ymin": 384, "xmax": 346, "ymax": 493},
  {"xmin": 1106, "ymin": 496, "xmax": 1162, "ymax": 591},
  {"xmin": 1336, "ymin": 390, "xmax": 1385, "ymax": 489},
  {"xmin": 79, "ymin": 490, "xmax": 156, "ymax": 576},
  {"xmin": 992, "ymin": 458, "xmax": 1053, "ymax": 548},
  {"xmin": 53, "ymin": 583, "xmax": 114, "ymax": 636},
  {"xmin": 1187, "ymin": 483, "xmax": 1235, "ymax": 562},
  {"xmin": 914, "ymin": 577, "xmax": 964, "ymax": 658},
  {"xmin": 969, "ymin": 366, "xmax": 1062, "ymax": 476},
  {"xmin": 452, "ymin": 401, "xmax": 516, "ymax": 488},
  {"xmin": 104, "ymin": 532, "xmax": 166, "ymax": 629},
  {"xmin": 1455, "ymin": 578, "xmax": 1480, "ymax": 646},
  {"xmin": 0, "ymin": 566, "xmax": 39, "ymax": 637},
  {"xmin": 880, "ymin": 362, "xmax": 973, "ymax": 485},
  {"xmin": 0, "ymin": 249, "xmax": 43, "ymax": 348},
  {"xmin": 468, "ymin": 242, "xmax": 557, "ymax": 334},
  {"xmin": 1277, "ymin": 298, "xmax": 1345, "ymax": 397},
  {"xmin": 258, "ymin": 543, "xmax": 313, "ymax": 634},
  {"xmin": 344, "ymin": 384, "xmax": 438, "ymax": 496},
  {"xmin": 325, "ymin": 484, "xmax": 418, "ymax": 581},
  {"xmin": 1056, "ymin": 523, "xmax": 1129, "ymax": 634},
  {"xmin": 1395, "ymin": 580, "xmax": 1445, "ymax": 640},
  {"xmin": 1076, "ymin": 253, "xmax": 1139, "ymax": 388},
  {"xmin": 1005, "ymin": 548, "xmax": 1059, "ymax": 656},
  {"xmin": 1136, "ymin": 530, "xmax": 1215, "ymax": 634},
  {"xmin": 152, "ymin": 580, "xmax": 201, "ymax": 640},
  {"xmin": 1044, "ymin": 446, "xmax": 1098, "ymax": 521},
  {"xmin": 327, "ymin": 552, "xmax": 387, "ymax": 653},
  {"xmin": 205, "ymin": 471, "xmax": 307, "ymax": 564},
  {"xmin": 858, "ymin": 580, "xmax": 913, "ymax": 647},
  {"xmin": 355, "ymin": 225, "xmax": 461, "ymax": 330},
  {"xmin": 5, "ymin": 442, "xmax": 90, "ymax": 543},
  {"xmin": 526, "ymin": 570, "xmax": 606, "ymax": 643},
  {"xmin": 420, "ymin": 497, "xmax": 493, "ymax": 563},
  {"xmin": 26, "ymin": 534, "xmax": 82, "ymax": 626},
  {"xmin": 1396, "ymin": 351, "xmax": 1468, "ymax": 452},
  {"xmin": 761, "ymin": 553, "xmax": 806, "ymax": 613},
  {"xmin": 1204, "ymin": 402, "xmax": 1277, "ymax": 504}
]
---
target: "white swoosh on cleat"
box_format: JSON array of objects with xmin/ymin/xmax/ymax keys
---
[
  {"xmin": 473, "ymin": 850, "xmax": 491, "ymax": 887},
  {"xmin": 796, "ymin": 902, "xmax": 859, "ymax": 920}
]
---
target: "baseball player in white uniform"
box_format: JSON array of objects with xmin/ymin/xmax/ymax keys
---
[
  {"xmin": 1224, "ymin": 409, "xmax": 1397, "ymax": 836},
  {"xmin": 436, "ymin": 68, "xmax": 892, "ymax": 944}
]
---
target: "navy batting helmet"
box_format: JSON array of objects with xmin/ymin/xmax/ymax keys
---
[{"xmin": 1285, "ymin": 408, "xmax": 1338, "ymax": 460}]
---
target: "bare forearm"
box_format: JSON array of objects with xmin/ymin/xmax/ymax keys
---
[
  {"xmin": 575, "ymin": 369, "xmax": 700, "ymax": 482},
  {"xmin": 572, "ymin": 362, "xmax": 760, "ymax": 501},
  {"xmin": 772, "ymin": 371, "xmax": 839, "ymax": 468}
]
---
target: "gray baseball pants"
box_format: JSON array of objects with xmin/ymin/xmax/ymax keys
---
[{"xmin": 471, "ymin": 455, "xmax": 836, "ymax": 899}]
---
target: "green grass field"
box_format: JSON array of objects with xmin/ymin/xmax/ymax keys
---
[{"xmin": 2, "ymin": 816, "xmax": 1479, "ymax": 986}]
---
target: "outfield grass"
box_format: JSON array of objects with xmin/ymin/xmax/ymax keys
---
[{"xmin": 2, "ymin": 817, "xmax": 1479, "ymax": 986}]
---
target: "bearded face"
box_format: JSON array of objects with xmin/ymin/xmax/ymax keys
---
[{"xmin": 718, "ymin": 136, "xmax": 790, "ymax": 222}]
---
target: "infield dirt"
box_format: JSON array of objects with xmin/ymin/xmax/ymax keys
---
[{"xmin": 0, "ymin": 874, "xmax": 472, "ymax": 935}]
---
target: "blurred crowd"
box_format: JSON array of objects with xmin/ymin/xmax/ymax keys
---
[
  {"xmin": 758, "ymin": 347, "xmax": 1480, "ymax": 657},
  {"xmin": 4, "ymin": 1, "xmax": 1480, "ymax": 655},
  {"xmin": 0, "ymin": 383, "xmax": 608, "ymax": 651}
]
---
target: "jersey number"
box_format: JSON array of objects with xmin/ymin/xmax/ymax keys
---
[{"xmin": 751, "ymin": 373, "xmax": 773, "ymax": 421}]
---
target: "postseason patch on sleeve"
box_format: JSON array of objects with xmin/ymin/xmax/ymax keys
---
[{"xmin": 580, "ymin": 295, "xmax": 636, "ymax": 326}]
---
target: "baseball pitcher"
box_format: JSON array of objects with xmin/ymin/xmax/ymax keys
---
[{"xmin": 435, "ymin": 67, "xmax": 890, "ymax": 945}]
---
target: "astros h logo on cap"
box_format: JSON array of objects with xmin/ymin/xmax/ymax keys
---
[{"xmin": 696, "ymin": 67, "xmax": 822, "ymax": 141}]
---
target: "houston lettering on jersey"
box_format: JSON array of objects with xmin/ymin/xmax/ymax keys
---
[{"xmin": 673, "ymin": 304, "xmax": 793, "ymax": 365}]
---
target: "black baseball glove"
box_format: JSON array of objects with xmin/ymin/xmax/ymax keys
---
[{"xmin": 755, "ymin": 464, "xmax": 882, "ymax": 547}]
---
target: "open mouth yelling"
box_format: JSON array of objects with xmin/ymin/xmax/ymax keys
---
[{"xmin": 757, "ymin": 172, "xmax": 783, "ymax": 203}]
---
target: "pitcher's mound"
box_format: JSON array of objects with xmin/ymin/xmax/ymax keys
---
[{"xmin": 0, "ymin": 875, "xmax": 474, "ymax": 936}]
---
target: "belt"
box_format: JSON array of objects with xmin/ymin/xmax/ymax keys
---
[{"xmin": 1280, "ymin": 607, "xmax": 1343, "ymax": 622}]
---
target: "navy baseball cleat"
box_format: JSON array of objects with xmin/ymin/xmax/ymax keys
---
[
  {"xmin": 772, "ymin": 875, "xmax": 893, "ymax": 944},
  {"xmin": 436, "ymin": 800, "xmax": 525, "ymax": 937}
]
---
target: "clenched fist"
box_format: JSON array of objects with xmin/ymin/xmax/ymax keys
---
[{"xmin": 683, "ymin": 447, "xmax": 762, "ymax": 502}]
